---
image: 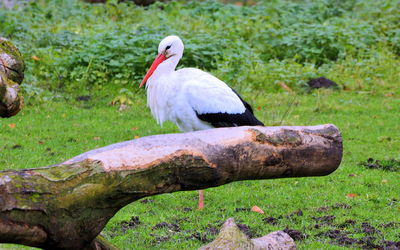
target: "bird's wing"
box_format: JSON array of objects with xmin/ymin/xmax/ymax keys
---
[
  {"xmin": 230, "ymin": 88, "xmax": 255, "ymax": 114},
  {"xmin": 177, "ymin": 68, "xmax": 264, "ymax": 127}
]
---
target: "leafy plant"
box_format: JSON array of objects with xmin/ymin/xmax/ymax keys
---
[{"xmin": 0, "ymin": 0, "xmax": 399, "ymax": 97}]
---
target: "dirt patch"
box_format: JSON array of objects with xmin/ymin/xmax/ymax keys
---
[
  {"xmin": 172, "ymin": 217, "xmax": 190, "ymax": 224},
  {"xmin": 283, "ymin": 228, "xmax": 306, "ymax": 241},
  {"xmin": 287, "ymin": 209, "xmax": 303, "ymax": 218},
  {"xmin": 361, "ymin": 222, "xmax": 379, "ymax": 235},
  {"xmin": 307, "ymin": 77, "xmax": 338, "ymax": 89},
  {"xmin": 234, "ymin": 207, "xmax": 251, "ymax": 212},
  {"xmin": 104, "ymin": 216, "xmax": 142, "ymax": 237},
  {"xmin": 187, "ymin": 232, "xmax": 208, "ymax": 242},
  {"xmin": 382, "ymin": 241, "xmax": 400, "ymax": 249},
  {"xmin": 150, "ymin": 234, "xmax": 170, "ymax": 244},
  {"xmin": 359, "ymin": 236, "xmax": 380, "ymax": 249},
  {"xmin": 316, "ymin": 229, "xmax": 358, "ymax": 247},
  {"xmin": 140, "ymin": 198, "xmax": 154, "ymax": 204},
  {"xmin": 205, "ymin": 224, "xmax": 219, "ymax": 235},
  {"xmin": 182, "ymin": 207, "xmax": 193, "ymax": 212},
  {"xmin": 119, "ymin": 216, "xmax": 140, "ymax": 232},
  {"xmin": 263, "ymin": 216, "xmax": 279, "ymax": 225},
  {"xmin": 76, "ymin": 95, "xmax": 91, "ymax": 102},
  {"xmin": 337, "ymin": 219, "xmax": 357, "ymax": 228},
  {"xmin": 359, "ymin": 158, "xmax": 400, "ymax": 172},
  {"xmin": 316, "ymin": 206, "xmax": 329, "ymax": 212},
  {"xmin": 313, "ymin": 215, "xmax": 335, "ymax": 224},
  {"xmin": 323, "ymin": 229, "xmax": 341, "ymax": 238},
  {"xmin": 314, "ymin": 220, "xmax": 400, "ymax": 249},
  {"xmin": 237, "ymin": 223, "xmax": 252, "ymax": 238},
  {"xmin": 332, "ymin": 203, "xmax": 351, "ymax": 209},
  {"xmin": 316, "ymin": 203, "xmax": 351, "ymax": 212},
  {"xmin": 380, "ymin": 222, "xmax": 400, "ymax": 228},
  {"xmin": 313, "ymin": 215, "xmax": 335, "ymax": 229},
  {"xmin": 152, "ymin": 222, "xmax": 181, "ymax": 232}
]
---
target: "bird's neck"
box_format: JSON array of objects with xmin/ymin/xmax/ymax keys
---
[
  {"xmin": 146, "ymin": 55, "xmax": 181, "ymax": 126},
  {"xmin": 150, "ymin": 55, "xmax": 181, "ymax": 81}
]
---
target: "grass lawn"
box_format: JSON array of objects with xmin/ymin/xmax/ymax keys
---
[
  {"xmin": 1, "ymin": 90, "xmax": 399, "ymax": 249},
  {"xmin": 1, "ymin": 0, "xmax": 400, "ymax": 248}
]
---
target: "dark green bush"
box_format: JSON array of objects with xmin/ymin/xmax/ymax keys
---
[
  {"xmin": 0, "ymin": 0, "xmax": 398, "ymax": 94},
  {"xmin": 262, "ymin": 18, "xmax": 380, "ymax": 65}
]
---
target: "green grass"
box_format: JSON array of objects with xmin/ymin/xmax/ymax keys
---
[
  {"xmin": 1, "ymin": 91, "xmax": 399, "ymax": 249},
  {"xmin": 1, "ymin": 0, "xmax": 400, "ymax": 248}
]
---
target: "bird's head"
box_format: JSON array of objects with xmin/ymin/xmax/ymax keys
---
[
  {"xmin": 140, "ymin": 35, "xmax": 184, "ymax": 87},
  {"xmin": 158, "ymin": 35, "xmax": 184, "ymax": 59}
]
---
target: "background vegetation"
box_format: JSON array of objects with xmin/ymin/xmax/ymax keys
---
[
  {"xmin": 0, "ymin": 0, "xmax": 399, "ymax": 249},
  {"xmin": 1, "ymin": 0, "xmax": 399, "ymax": 96}
]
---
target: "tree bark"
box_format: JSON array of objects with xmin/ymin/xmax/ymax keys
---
[
  {"xmin": 0, "ymin": 37, "xmax": 24, "ymax": 118},
  {"xmin": 0, "ymin": 124, "xmax": 342, "ymax": 249}
]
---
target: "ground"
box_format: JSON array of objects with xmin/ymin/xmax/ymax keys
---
[
  {"xmin": 0, "ymin": 90, "xmax": 399, "ymax": 249},
  {"xmin": 0, "ymin": 0, "xmax": 399, "ymax": 248}
]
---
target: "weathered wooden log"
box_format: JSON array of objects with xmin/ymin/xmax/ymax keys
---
[
  {"xmin": 0, "ymin": 124, "xmax": 342, "ymax": 249},
  {"xmin": 0, "ymin": 37, "xmax": 25, "ymax": 118},
  {"xmin": 199, "ymin": 218, "xmax": 296, "ymax": 250}
]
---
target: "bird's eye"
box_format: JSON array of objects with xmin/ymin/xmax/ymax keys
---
[{"xmin": 165, "ymin": 45, "xmax": 171, "ymax": 50}]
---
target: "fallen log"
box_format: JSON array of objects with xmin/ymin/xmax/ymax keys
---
[
  {"xmin": 0, "ymin": 37, "xmax": 25, "ymax": 118},
  {"xmin": 199, "ymin": 218, "xmax": 296, "ymax": 250},
  {"xmin": 0, "ymin": 124, "xmax": 342, "ymax": 249}
]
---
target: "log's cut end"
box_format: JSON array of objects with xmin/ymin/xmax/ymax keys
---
[
  {"xmin": 0, "ymin": 37, "xmax": 25, "ymax": 118},
  {"xmin": 242, "ymin": 124, "xmax": 343, "ymax": 179},
  {"xmin": 0, "ymin": 37, "xmax": 25, "ymax": 84},
  {"xmin": 0, "ymin": 73, "xmax": 24, "ymax": 118}
]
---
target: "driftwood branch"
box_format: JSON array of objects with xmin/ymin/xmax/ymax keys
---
[
  {"xmin": 0, "ymin": 37, "xmax": 24, "ymax": 118},
  {"xmin": 0, "ymin": 124, "xmax": 342, "ymax": 249}
]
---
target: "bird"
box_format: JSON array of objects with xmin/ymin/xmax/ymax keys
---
[{"xmin": 140, "ymin": 35, "xmax": 264, "ymax": 209}]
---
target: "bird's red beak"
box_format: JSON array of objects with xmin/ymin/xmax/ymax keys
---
[{"xmin": 139, "ymin": 53, "xmax": 167, "ymax": 88}]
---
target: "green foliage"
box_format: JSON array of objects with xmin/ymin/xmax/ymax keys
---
[
  {"xmin": 262, "ymin": 19, "xmax": 379, "ymax": 65},
  {"xmin": 0, "ymin": 0, "xmax": 399, "ymax": 96}
]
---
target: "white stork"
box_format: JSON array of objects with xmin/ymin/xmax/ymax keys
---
[{"xmin": 140, "ymin": 35, "xmax": 264, "ymax": 209}]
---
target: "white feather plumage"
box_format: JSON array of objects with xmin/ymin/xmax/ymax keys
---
[{"xmin": 144, "ymin": 36, "xmax": 246, "ymax": 132}]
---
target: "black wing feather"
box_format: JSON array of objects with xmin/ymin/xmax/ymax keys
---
[
  {"xmin": 196, "ymin": 110, "xmax": 264, "ymax": 128},
  {"xmin": 195, "ymin": 87, "xmax": 264, "ymax": 128},
  {"xmin": 230, "ymin": 88, "xmax": 255, "ymax": 114}
]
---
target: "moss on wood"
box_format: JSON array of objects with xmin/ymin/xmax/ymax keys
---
[
  {"xmin": 0, "ymin": 37, "xmax": 25, "ymax": 84},
  {"xmin": 0, "ymin": 38, "xmax": 24, "ymax": 117}
]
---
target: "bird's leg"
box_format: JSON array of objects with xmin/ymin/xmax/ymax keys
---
[{"xmin": 198, "ymin": 190, "xmax": 204, "ymax": 210}]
